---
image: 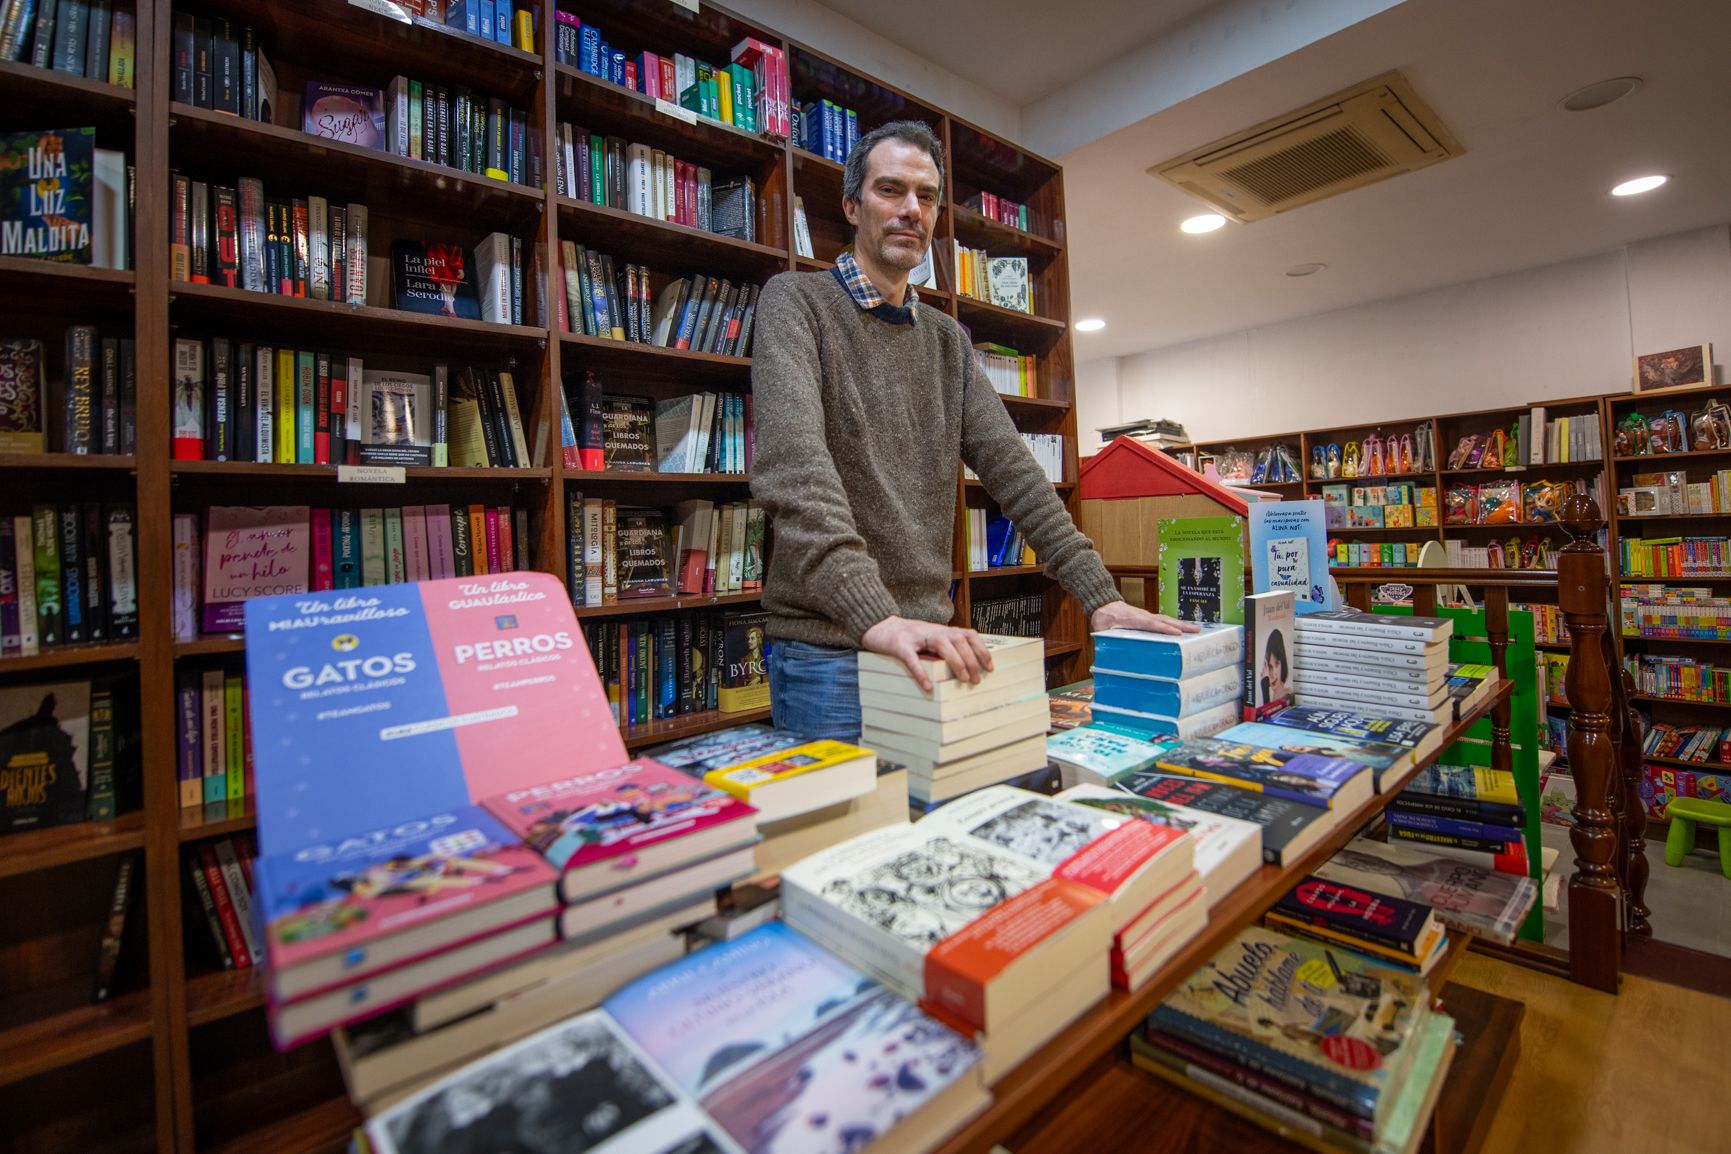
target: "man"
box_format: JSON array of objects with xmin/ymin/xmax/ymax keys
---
[{"xmin": 750, "ymin": 120, "xmax": 1192, "ymax": 742}]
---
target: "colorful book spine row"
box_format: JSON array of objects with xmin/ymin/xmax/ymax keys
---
[
  {"xmin": 1329, "ymin": 540, "xmax": 1422, "ymax": 569},
  {"xmin": 1644, "ymin": 722, "xmax": 1731, "ymax": 765},
  {"xmin": 379, "ymin": 78, "xmax": 533, "ymax": 185},
  {"xmin": 792, "ymin": 97, "xmax": 858, "ymax": 162},
  {"xmin": 169, "ymin": 504, "xmax": 529, "ymax": 641},
  {"xmin": 435, "ymin": 0, "xmax": 538, "ymax": 49},
  {"xmin": 1321, "ymin": 480, "xmax": 1439, "ymax": 529},
  {"xmin": 1618, "ymin": 535, "xmax": 1731, "ymax": 578},
  {"xmin": 1618, "ymin": 469, "xmax": 1731, "ymax": 517},
  {"xmin": 558, "ymin": 247, "xmax": 759, "ymax": 357},
  {"xmin": 1620, "ymin": 596, "xmax": 1731, "ymax": 640},
  {"xmin": 1, "ymin": 0, "xmax": 135, "ymax": 85},
  {"xmin": 1442, "ymin": 536, "xmax": 1564, "ymax": 571},
  {"xmin": 170, "ymin": 13, "xmax": 265, "ymax": 114},
  {"xmin": 954, "ymin": 245, "xmax": 1033, "ymax": 314},
  {"xmin": 175, "ymin": 665, "xmax": 251, "ymax": 807},
  {"xmin": 169, "ymin": 173, "xmax": 368, "ymax": 304},
  {"xmin": 182, "ymin": 834, "xmax": 264, "ymax": 971},
  {"xmin": 0, "ymin": 504, "xmax": 138, "ymax": 657},
  {"xmin": 580, "ymin": 608, "xmax": 765, "ymax": 725},
  {"xmin": 964, "ymin": 190, "xmax": 1032, "ymax": 233},
  {"xmin": 0, "ymin": 328, "xmax": 135, "ymax": 456},
  {"xmin": 970, "ymin": 593, "xmax": 1043, "ymax": 638},
  {"xmin": 1641, "ymin": 764, "xmax": 1731, "ymax": 822},
  {"xmin": 565, "ymin": 495, "xmax": 762, "ymax": 607},
  {"xmin": 1624, "ymin": 654, "xmax": 1731, "ymax": 704},
  {"xmin": 552, "ymin": 17, "xmax": 789, "ymax": 140},
  {"xmin": 556, "ymin": 125, "xmax": 757, "ymax": 242},
  {"xmin": 964, "ymin": 508, "xmax": 1034, "ymax": 571},
  {"xmin": 973, "ymin": 343, "xmax": 1039, "ymax": 398},
  {"xmin": 1510, "ymin": 601, "xmax": 1570, "ymax": 645}
]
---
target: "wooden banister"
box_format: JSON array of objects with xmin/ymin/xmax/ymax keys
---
[
  {"xmin": 1556, "ymin": 494, "xmax": 1622, "ymax": 992},
  {"xmin": 1619, "ymin": 667, "xmax": 1652, "ymax": 938}
]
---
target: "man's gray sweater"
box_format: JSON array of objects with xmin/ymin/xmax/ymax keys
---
[{"xmin": 749, "ymin": 269, "xmax": 1119, "ymax": 648}]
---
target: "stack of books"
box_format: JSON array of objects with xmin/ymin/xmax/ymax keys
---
[
  {"xmin": 857, "ymin": 635, "xmax": 1050, "ymax": 804},
  {"xmin": 361, "ymin": 923, "xmax": 987, "ymax": 1154},
  {"xmin": 646, "ymin": 724, "xmax": 904, "ymax": 879},
  {"xmin": 1312, "ymin": 836, "xmax": 1539, "ymax": 946},
  {"xmin": 1047, "ymin": 679, "xmax": 1094, "ymax": 731},
  {"xmin": 1386, "ymin": 761, "xmax": 1531, "ymax": 876},
  {"xmin": 781, "ymin": 787, "xmax": 1192, "ymax": 1080},
  {"xmin": 1089, "ymin": 625, "xmax": 1245, "ymax": 739},
  {"xmin": 1265, "ymin": 873, "xmax": 1449, "ymax": 975},
  {"xmin": 1047, "ymin": 723, "xmax": 1166, "ymax": 788},
  {"xmin": 1220, "ymin": 706, "xmax": 1446, "ymax": 795},
  {"xmin": 1291, "ymin": 609, "xmax": 1454, "ymax": 726},
  {"xmin": 1102, "ymin": 766, "xmax": 1331, "ymax": 873},
  {"xmin": 1134, "ymin": 926, "xmax": 1457, "ymax": 1154}
]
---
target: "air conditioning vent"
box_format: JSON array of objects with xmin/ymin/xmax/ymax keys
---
[{"xmin": 1152, "ymin": 71, "xmax": 1461, "ymax": 223}]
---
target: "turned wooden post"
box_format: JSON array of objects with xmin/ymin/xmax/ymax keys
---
[
  {"xmin": 1619, "ymin": 666, "xmax": 1652, "ymax": 937},
  {"xmin": 1558, "ymin": 493, "xmax": 1622, "ymax": 992},
  {"xmin": 1603, "ymin": 628, "xmax": 1630, "ymax": 902}
]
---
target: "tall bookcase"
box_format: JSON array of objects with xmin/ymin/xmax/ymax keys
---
[{"xmin": 0, "ymin": 3, "xmax": 1083, "ymax": 1150}]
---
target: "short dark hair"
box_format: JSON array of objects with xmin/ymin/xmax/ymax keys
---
[
  {"xmin": 842, "ymin": 119, "xmax": 944, "ymax": 203},
  {"xmin": 1265, "ymin": 629, "xmax": 1288, "ymax": 678}
]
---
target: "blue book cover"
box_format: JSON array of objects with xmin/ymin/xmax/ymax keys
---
[
  {"xmin": 1092, "ymin": 665, "xmax": 1241, "ymax": 721},
  {"xmin": 1, "ymin": 127, "xmax": 95, "ymax": 264},
  {"xmin": 494, "ymin": 1, "xmax": 510, "ymax": 44},
  {"xmin": 444, "ymin": 0, "xmax": 477, "ymax": 34},
  {"xmin": 477, "ymin": 0, "xmax": 495, "ymax": 42},
  {"xmin": 604, "ymin": 922, "xmax": 982, "ymax": 1154},
  {"xmin": 1255, "ymin": 706, "xmax": 1437, "ymax": 752},
  {"xmin": 1249, "ymin": 499, "xmax": 1335, "ymax": 616},
  {"xmin": 579, "ymin": 23, "xmax": 601, "ymax": 75},
  {"xmin": 243, "ymin": 572, "xmax": 625, "ymax": 856},
  {"xmin": 332, "ymin": 509, "xmax": 360, "ymax": 589},
  {"xmin": 1153, "ymin": 736, "xmax": 1369, "ymax": 809},
  {"xmin": 1385, "ymin": 809, "xmax": 1519, "ymax": 842},
  {"xmin": 1216, "ymin": 719, "xmax": 1409, "ymax": 776},
  {"xmin": 1091, "ymin": 623, "xmax": 1242, "ymax": 680}
]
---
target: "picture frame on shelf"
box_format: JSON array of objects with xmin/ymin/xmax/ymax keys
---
[{"xmin": 1633, "ymin": 343, "xmax": 1711, "ymax": 394}]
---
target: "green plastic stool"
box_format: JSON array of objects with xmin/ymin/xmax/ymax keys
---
[{"xmin": 1664, "ymin": 796, "xmax": 1731, "ymax": 879}]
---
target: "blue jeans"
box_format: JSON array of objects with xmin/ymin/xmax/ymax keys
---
[{"xmin": 768, "ymin": 640, "xmax": 862, "ymax": 742}]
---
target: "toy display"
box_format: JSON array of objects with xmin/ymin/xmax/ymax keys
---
[
  {"xmin": 1521, "ymin": 479, "xmax": 1574, "ymax": 523},
  {"xmin": 1691, "ymin": 402, "xmax": 1731, "ymax": 450},
  {"xmin": 1479, "ymin": 480, "xmax": 1521, "ymax": 523},
  {"xmin": 1444, "ymin": 484, "xmax": 1478, "ymax": 526}
]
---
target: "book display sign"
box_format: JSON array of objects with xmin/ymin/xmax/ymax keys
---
[
  {"xmin": 245, "ymin": 572, "xmax": 626, "ymax": 855},
  {"xmin": 1249, "ymin": 500, "xmax": 1334, "ymax": 616},
  {"xmin": 1157, "ymin": 515, "xmax": 1244, "ymax": 625}
]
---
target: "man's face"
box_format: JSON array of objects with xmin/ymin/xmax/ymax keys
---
[{"xmin": 844, "ymin": 137, "xmax": 940, "ymax": 274}]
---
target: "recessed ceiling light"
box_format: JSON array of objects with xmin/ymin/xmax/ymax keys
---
[
  {"xmin": 1285, "ymin": 262, "xmax": 1327, "ymax": 277},
  {"xmin": 1611, "ymin": 174, "xmax": 1668, "ymax": 197},
  {"xmin": 1180, "ymin": 213, "xmax": 1227, "ymax": 234},
  {"xmin": 1075, "ymin": 318, "xmax": 1106, "ymax": 332},
  {"xmin": 1561, "ymin": 77, "xmax": 1642, "ymax": 112}
]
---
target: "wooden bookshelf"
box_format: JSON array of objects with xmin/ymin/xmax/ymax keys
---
[{"xmin": 1, "ymin": 2, "xmax": 1089, "ymax": 1150}]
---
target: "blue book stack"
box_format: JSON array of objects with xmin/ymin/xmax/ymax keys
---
[{"xmin": 1090, "ymin": 624, "xmax": 1244, "ymax": 741}]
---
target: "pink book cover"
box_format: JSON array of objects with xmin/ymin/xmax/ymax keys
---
[
  {"xmin": 310, "ymin": 508, "xmax": 334, "ymax": 591},
  {"xmin": 255, "ymin": 803, "xmax": 558, "ymax": 979},
  {"xmin": 495, "ymin": 505, "xmax": 514, "ymax": 573},
  {"xmin": 425, "ymin": 503, "xmax": 454, "ymax": 578},
  {"xmin": 484, "ymin": 507, "xmax": 501, "ymax": 571},
  {"xmin": 481, "ymin": 758, "xmax": 757, "ymax": 873},
  {"xmin": 202, "ymin": 506, "xmax": 311, "ymax": 633},
  {"xmin": 402, "ymin": 505, "xmax": 429, "ymax": 581}
]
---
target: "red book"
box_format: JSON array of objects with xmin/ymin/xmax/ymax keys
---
[
  {"xmin": 328, "ymin": 359, "xmax": 347, "ymax": 465},
  {"xmin": 311, "ymin": 507, "xmax": 334, "ymax": 590},
  {"xmin": 313, "ymin": 352, "xmax": 331, "ymax": 464},
  {"xmin": 495, "ymin": 504, "xmax": 514, "ymax": 571},
  {"xmin": 484, "ymin": 507, "xmax": 501, "ymax": 571},
  {"xmin": 624, "ymin": 60, "xmax": 636, "ymax": 91},
  {"xmin": 659, "ymin": 58, "xmax": 677, "ymax": 103},
  {"xmin": 198, "ymin": 842, "xmax": 252, "ymax": 969},
  {"xmin": 673, "ymin": 160, "xmax": 690, "ymax": 226}
]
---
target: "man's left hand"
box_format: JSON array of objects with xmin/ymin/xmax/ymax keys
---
[{"xmin": 1090, "ymin": 600, "xmax": 1200, "ymax": 636}]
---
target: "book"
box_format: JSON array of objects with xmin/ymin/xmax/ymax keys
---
[
  {"xmin": 615, "ymin": 507, "xmax": 670, "ymax": 599},
  {"xmin": 1270, "ymin": 876, "xmax": 1442, "ymax": 960},
  {"xmin": 600, "ymin": 394, "xmax": 655, "ymax": 471},
  {"xmin": 1158, "ymin": 515, "xmax": 1245, "ymax": 624},
  {"xmin": 1402, "ymin": 761, "xmax": 1522, "ymax": 812},
  {"xmin": 1090, "ymin": 699, "xmax": 1240, "ymax": 742},
  {"xmin": 780, "ymin": 812, "xmax": 1115, "ymax": 1033},
  {"xmin": 1249, "ymin": 707, "xmax": 1445, "ymax": 785},
  {"xmin": 391, "ymin": 238, "xmax": 480, "ymax": 319},
  {"xmin": 1090, "ymin": 624, "xmax": 1244, "ymax": 681},
  {"xmin": 1296, "ymin": 608, "xmax": 1455, "ymax": 644},
  {"xmin": 1313, "ymin": 837, "xmax": 1539, "ymax": 945},
  {"xmin": 1047, "ymin": 680, "xmax": 1093, "ymax": 731},
  {"xmin": 699, "ymin": 738, "xmax": 877, "ymax": 824},
  {"xmin": 1249, "ymin": 499, "xmax": 1334, "ymax": 615},
  {"xmin": 1442, "ymin": 662, "xmax": 1499, "ymax": 720},
  {"xmin": 603, "ymin": 922, "xmax": 987, "ymax": 1154},
  {"xmin": 0, "ymin": 338, "xmax": 45, "ymax": 452},
  {"xmin": 1243, "ymin": 590, "xmax": 1295, "ymax": 721},
  {"xmin": 0, "ymin": 680, "xmax": 92, "ymax": 833},
  {"xmin": 717, "ymin": 611, "xmax": 768, "ymax": 713},
  {"xmin": 363, "ymin": 1011, "xmax": 744, "ymax": 1154},
  {"xmin": 858, "ymin": 633, "xmax": 1045, "ymax": 685},
  {"xmin": 200, "ymin": 505, "xmax": 311, "ymax": 633},
  {"xmin": 1047, "ymin": 724, "xmax": 1165, "ymax": 786},
  {"xmin": 1153, "ymin": 737, "xmax": 1373, "ymax": 811},
  {"xmin": 1091, "ymin": 665, "xmax": 1242, "ymax": 720},
  {"xmin": 1056, "ymin": 782, "xmax": 1262, "ymax": 901},
  {"xmin": 303, "ymin": 82, "xmax": 386, "ymax": 148},
  {"xmin": 480, "ymin": 758, "xmax": 758, "ymax": 902},
  {"xmin": 643, "ymin": 722, "xmax": 803, "ymax": 773},
  {"xmin": 0, "ymin": 127, "xmax": 95, "ymax": 263},
  {"xmin": 359, "ymin": 369, "xmax": 434, "ymax": 464},
  {"xmin": 1148, "ymin": 925, "xmax": 1430, "ymax": 1123},
  {"xmin": 1121, "ymin": 754, "xmax": 1347, "ymax": 859},
  {"xmin": 243, "ymin": 572, "xmax": 626, "ymax": 857},
  {"xmin": 254, "ymin": 803, "xmax": 559, "ymax": 1005}
]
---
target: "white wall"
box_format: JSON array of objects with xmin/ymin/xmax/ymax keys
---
[
  {"xmin": 1075, "ymin": 357, "xmax": 1121, "ymax": 455},
  {"xmin": 1084, "ymin": 224, "xmax": 1731, "ymax": 444},
  {"xmin": 722, "ymin": 0, "xmax": 1021, "ymax": 142}
]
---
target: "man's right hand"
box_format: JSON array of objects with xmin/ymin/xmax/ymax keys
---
[{"xmin": 860, "ymin": 616, "xmax": 994, "ymax": 692}]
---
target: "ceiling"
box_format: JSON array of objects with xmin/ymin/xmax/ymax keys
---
[
  {"xmin": 1060, "ymin": 0, "xmax": 1731, "ymax": 358},
  {"xmin": 808, "ymin": 0, "xmax": 1220, "ymax": 105}
]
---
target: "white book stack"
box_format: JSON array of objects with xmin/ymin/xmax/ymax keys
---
[
  {"xmin": 1291, "ymin": 608, "xmax": 1454, "ymax": 725},
  {"xmin": 857, "ymin": 635, "xmax": 1050, "ymax": 804}
]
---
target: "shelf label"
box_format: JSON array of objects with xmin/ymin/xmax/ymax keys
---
[
  {"xmin": 669, "ymin": 0, "xmax": 700, "ymax": 11},
  {"xmin": 348, "ymin": 0, "xmax": 414, "ymax": 24},
  {"xmin": 654, "ymin": 98, "xmax": 698, "ymax": 125},
  {"xmin": 338, "ymin": 465, "xmax": 406, "ymax": 485}
]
